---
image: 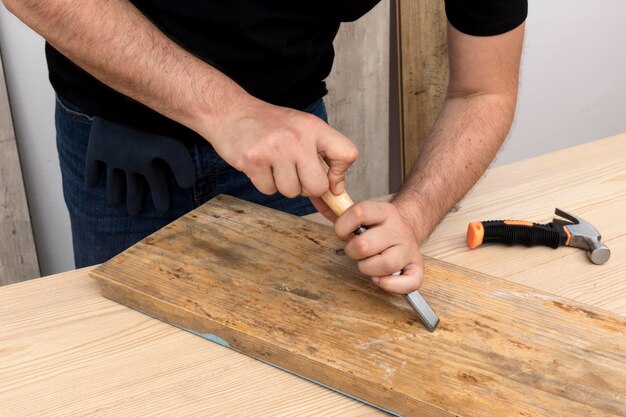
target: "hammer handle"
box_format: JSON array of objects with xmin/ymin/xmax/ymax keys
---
[
  {"xmin": 467, "ymin": 220, "xmax": 569, "ymax": 249},
  {"xmin": 318, "ymin": 155, "xmax": 439, "ymax": 332}
]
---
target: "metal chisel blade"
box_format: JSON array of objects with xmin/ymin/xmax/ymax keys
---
[{"xmin": 403, "ymin": 291, "xmax": 439, "ymax": 332}]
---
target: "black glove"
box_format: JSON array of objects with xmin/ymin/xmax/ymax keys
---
[{"xmin": 85, "ymin": 117, "xmax": 195, "ymax": 216}]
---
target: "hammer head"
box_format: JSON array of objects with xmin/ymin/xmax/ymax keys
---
[{"xmin": 554, "ymin": 208, "xmax": 610, "ymax": 265}]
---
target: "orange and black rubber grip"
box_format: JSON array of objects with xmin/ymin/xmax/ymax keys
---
[{"xmin": 467, "ymin": 220, "xmax": 570, "ymax": 249}]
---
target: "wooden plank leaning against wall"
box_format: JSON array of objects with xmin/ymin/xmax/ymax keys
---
[
  {"xmin": 0, "ymin": 52, "xmax": 40, "ymax": 285},
  {"xmin": 325, "ymin": 0, "xmax": 390, "ymax": 202},
  {"xmin": 397, "ymin": 0, "xmax": 449, "ymax": 179},
  {"xmin": 326, "ymin": 0, "xmax": 449, "ymax": 197}
]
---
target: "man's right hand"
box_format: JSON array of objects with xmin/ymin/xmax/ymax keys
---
[
  {"xmin": 203, "ymin": 95, "xmax": 358, "ymax": 199},
  {"xmin": 4, "ymin": 0, "xmax": 357, "ymax": 200}
]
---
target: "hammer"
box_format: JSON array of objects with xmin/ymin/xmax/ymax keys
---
[{"xmin": 467, "ymin": 208, "xmax": 610, "ymax": 265}]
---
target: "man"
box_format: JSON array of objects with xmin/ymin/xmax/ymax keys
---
[{"xmin": 4, "ymin": 1, "xmax": 526, "ymax": 295}]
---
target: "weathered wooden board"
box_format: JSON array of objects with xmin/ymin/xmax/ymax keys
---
[
  {"xmin": 91, "ymin": 195, "xmax": 626, "ymax": 417},
  {"xmin": 0, "ymin": 53, "xmax": 40, "ymax": 284},
  {"xmin": 397, "ymin": 0, "xmax": 449, "ymax": 179}
]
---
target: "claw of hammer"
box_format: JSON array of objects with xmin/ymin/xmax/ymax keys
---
[{"xmin": 553, "ymin": 208, "xmax": 611, "ymax": 265}]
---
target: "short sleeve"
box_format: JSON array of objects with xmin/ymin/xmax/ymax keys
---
[{"xmin": 444, "ymin": 0, "xmax": 528, "ymax": 37}]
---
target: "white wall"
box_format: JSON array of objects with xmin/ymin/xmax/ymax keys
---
[
  {"xmin": 495, "ymin": 1, "xmax": 626, "ymax": 165},
  {"xmin": 1, "ymin": 1, "xmax": 626, "ymax": 275}
]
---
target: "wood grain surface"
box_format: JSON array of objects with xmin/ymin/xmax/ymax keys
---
[
  {"xmin": 421, "ymin": 132, "xmax": 626, "ymax": 316},
  {"xmin": 91, "ymin": 195, "xmax": 626, "ymax": 417},
  {"xmin": 0, "ymin": 268, "xmax": 380, "ymax": 416},
  {"xmin": 0, "ymin": 54, "xmax": 39, "ymax": 284},
  {"xmin": 397, "ymin": 0, "xmax": 449, "ymax": 178}
]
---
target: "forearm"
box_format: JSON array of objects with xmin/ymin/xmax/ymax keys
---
[
  {"xmin": 3, "ymin": 0, "xmax": 244, "ymax": 135},
  {"xmin": 392, "ymin": 21, "xmax": 524, "ymax": 244},
  {"xmin": 392, "ymin": 92, "xmax": 517, "ymax": 244}
]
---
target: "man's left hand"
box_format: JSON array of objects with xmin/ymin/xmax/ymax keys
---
[{"xmin": 312, "ymin": 199, "xmax": 424, "ymax": 294}]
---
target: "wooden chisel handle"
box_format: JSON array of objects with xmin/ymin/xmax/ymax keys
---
[{"xmin": 317, "ymin": 156, "xmax": 439, "ymax": 331}]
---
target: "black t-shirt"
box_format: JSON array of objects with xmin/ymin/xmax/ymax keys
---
[{"xmin": 46, "ymin": 0, "xmax": 527, "ymax": 138}]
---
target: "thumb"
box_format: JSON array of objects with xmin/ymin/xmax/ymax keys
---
[{"xmin": 317, "ymin": 130, "xmax": 358, "ymax": 195}]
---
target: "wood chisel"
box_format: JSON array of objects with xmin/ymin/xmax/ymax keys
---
[{"xmin": 318, "ymin": 156, "xmax": 439, "ymax": 331}]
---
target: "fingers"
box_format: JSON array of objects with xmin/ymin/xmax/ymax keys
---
[
  {"xmin": 344, "ymin": 225, "xmax": 395, "ymax": 260},
  {"xmin": 145, "ymin": 166, "xmax": 170, "ymax": 214},
  {"xmin": 373, "ymin": 263, "xmax": 424, "ymax": 294},
  {"xmin": 296, "ymin": 152, "xmax": 329, "ymax": 197},
  {"xmin": 126, "ymin": 173, "xmax": 145, "ymax": 216},
  {"xmin": 333, "ymin": 200, "xmax": 425, "ymax": 294},
  {"xmin": 106, "ymin": 167, "xmax": 125, "ymax": 206},
  {"xmin": 357, "ymin": 245, "xmax": 408, "ymax": 277},
  {"xmin": 208, "ymin": 100, "xmax": 355, "ymax": 199},
  {"xmin": 247, "ymin": 138, "xmax": 331, "ymax": 199},
  {"xmin": 334, "ymin": 201, "xmax": 389, "ymax": 240},
  {"xmin": 85, "ymin": 158, "xmax": 101, "ymax": 188},
  {"xmin": 272, "ymin": 162, "xmax": 302, "ymax": 198},
  {"xmin": 247, "ymin": 149, "xmax": 329, "ymax": 199},
  {"xmin": 166, "ymin": 147, "xmax": 195, "ymax": 188},
  {"xmin": 247, "ymin": 166, "xmax": 278, "ymax": 195},
  {"xmin": 356, "ymin": 244, "xmax": 424, "ymax": 294},
  {"xmin": 317, "ymin": 129, "xmax": 358, "ymax": 195}
]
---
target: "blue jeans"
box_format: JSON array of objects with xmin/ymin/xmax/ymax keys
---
[{"xmin": 56, "ymin": 97, "xmax": 324, "ymax": 268}]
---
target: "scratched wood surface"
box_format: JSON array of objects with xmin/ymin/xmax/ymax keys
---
[{"xmin": 91, "ymin": 195, "xmax": 626, "ymax": 417}]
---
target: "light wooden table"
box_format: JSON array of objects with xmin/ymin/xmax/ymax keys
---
[{"xmin": 2, "ymin": 133, "xmax": 625, "ymax": 415}]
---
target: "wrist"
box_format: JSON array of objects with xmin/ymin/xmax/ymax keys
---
[
  {"xmin": 184, "ymin": 70, "xmax": 253, "ymax": 140},
  {"xmin": 391, "ymin": 197, "xmax": 432, "ymax": 246}
]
